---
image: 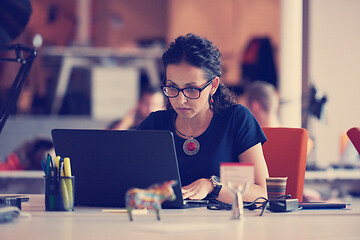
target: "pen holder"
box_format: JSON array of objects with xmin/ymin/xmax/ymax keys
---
[{"xmin": 45, "ymin": 176, "xmax": 75, "ymax": 211}]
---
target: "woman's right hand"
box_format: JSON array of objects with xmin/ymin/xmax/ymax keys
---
[{"xmin": 181, "ymin": 178, "xmax": 214, "ymax": 200}]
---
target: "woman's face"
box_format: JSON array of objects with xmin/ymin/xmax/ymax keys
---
[{"xmin": 165, "ymin": 62, "xmax": 216, "ymax": 119}]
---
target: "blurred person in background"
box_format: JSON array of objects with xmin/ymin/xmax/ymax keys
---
[
  {"xmin": 241, "ymin": 81, "xmax": 325, "ymax": 201},
  {"xmin": 242, "ymin": 81, "xmax": 281, "ymax": 127},
  {"xmin": 0, "ymin": 138, "xmax": 53, "ymax": 170},
  {"xmin": 109, "ymin": 86, "xmax": 165, "ymax": 130}
]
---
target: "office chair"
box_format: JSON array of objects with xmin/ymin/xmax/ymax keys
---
[
  {"xmin": 347, "ymin": 127, "xmax": 360, "ymax": 155},
  {"xmin": 262, "ymin": 127, "xmax": 308, "ymax": 202}
]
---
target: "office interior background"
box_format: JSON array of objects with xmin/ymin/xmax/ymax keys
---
[{"xmin": 0, "ymin": 0, "xmax": 359, "ymax": 174}]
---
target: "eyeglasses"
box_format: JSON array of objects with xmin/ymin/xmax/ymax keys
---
[{"xmin": 161, "ymin": 80, "xmax": 213, "ymax": 99}]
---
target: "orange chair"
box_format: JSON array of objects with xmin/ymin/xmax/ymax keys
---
[
  {"xmin": 262, "ymin": 127, "xmax": 308, "ymax": 202},
  {"xmin": 347, "ymin": 127, "xmax": 360, "ymax": 155}
]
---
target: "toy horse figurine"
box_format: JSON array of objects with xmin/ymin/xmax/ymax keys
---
[{"xmin": 125, "ymin": 180, "xmax": 177, "ymax": 221}]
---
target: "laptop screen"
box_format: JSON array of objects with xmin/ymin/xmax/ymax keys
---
[{"xmin": 51, "ymin": 129, "xmax": 184, "ymax": 208}]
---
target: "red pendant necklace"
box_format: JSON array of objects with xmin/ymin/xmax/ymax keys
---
[{"xmin": 174, "ymin": 118, "xmax": 200, "ymax": 156}]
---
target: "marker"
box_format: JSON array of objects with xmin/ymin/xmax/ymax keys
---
[
  {"xmin": 54, "ymin": 156, "xmax": 61, "ymax": 175},
  {"xmin": 45, "ymin": 155, "xmax": 50, "ymax": 209},
  {"xmin": 63, "ymin": 157, "xmax": 73, "ymax": 210},
  {"xmin": 41, "ymin": 159, "xmax": 47, "ymax": 175},
  {"xmin": 58, "ymin": 157, "xmax": 64, "ymax": 177},
  {"xmin": 46, "ymin": 154, "xmax": 51, "ymax": 176},
  {"xmin": 63, "ymin": 157, "xmax": 72, "ymax": 177},
  {"xmin": 56, "ymin": 157, "xmax": 69, "ymax": 210},
  {"xmin": 47, "ymin": 153, "xmax": 53, "ymax": 167}
]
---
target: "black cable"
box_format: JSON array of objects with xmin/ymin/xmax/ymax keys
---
[
  {"xmin": 243, "ymin": 197, "xmax": 268, "ymax": 210},
  {"xmin": 260, "ymin": 201, "xmax": 269, "ymax": 216},
  {"xmin": 207, "ymin": 194, "xmax": 292, "ymax": 215}
]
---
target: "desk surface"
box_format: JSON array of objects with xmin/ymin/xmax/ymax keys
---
[{"xmin": 1, "ymin": 195, "xmax": 360, "ymax": 240}]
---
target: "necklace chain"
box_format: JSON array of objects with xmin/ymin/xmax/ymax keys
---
[
  {"xmin": 174, "ymin": 127, "xmax": 193, "ymax": 139},
  {"xmin": 173, "ymin": 115, "xmax": 193, "ymax": 139}
]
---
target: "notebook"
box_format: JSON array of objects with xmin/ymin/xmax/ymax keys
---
[{"xmin": 51, "ymin": 129, "xmax": 205, "ymax": 208}]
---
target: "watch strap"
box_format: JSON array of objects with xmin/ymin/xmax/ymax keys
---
[{"xmin": 207, "ymin": 176, "xmax": 222, "ymax": 199}]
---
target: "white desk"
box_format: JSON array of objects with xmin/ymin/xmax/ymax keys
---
[
  {"xmin": 305, "ymin": 169, "xmax": 360, "ymax": 197},
  {"xmin": 306, "ymin": 169, "xmax": 360, "ymax": 181},
  {"xmin": 1, "ymin": 195, "xmax": 360, "ymax": 240},
  {"xmin": 0, "ymin": 171, "xmax": 44, "ymax": 194},
  {"xmin": 42, "ymin": 46, "xmax": 163, "ymax": 115}
]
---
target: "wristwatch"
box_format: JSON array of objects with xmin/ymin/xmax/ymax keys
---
[{"xmin": 208, "ymin": 175, "xmax": 223, "ymax": 199}]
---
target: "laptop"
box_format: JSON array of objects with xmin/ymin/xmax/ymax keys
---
[{"xmin": 51, "ymin": 129, "xmax": 206, "ymax": 208}]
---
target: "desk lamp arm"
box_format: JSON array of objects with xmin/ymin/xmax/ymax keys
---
[{"xmin": 0, "ymin": 44, "xmax": 37, "ymax": 134}]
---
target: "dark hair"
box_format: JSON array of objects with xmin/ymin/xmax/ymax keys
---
[
  {"xmin": 161, "ymin": 33, "xmax": 235, "ymax": 113},
  {"xmin": 140, "ymin": 85, "xmax": 161, "ymax": 99}
]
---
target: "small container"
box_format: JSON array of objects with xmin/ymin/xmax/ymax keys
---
[
  {"xmin": 45, "ymin": 176, "xmax": 75, "ymax": 211},
  {"xmin": 266, "ymin": 177, "xmax": 288, "ymax": 200}
]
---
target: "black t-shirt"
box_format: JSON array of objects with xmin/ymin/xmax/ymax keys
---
[{"xmin": 137, "ymin": 104, "xmax": 266, "ymax": 186}]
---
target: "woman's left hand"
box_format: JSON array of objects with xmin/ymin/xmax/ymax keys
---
[{"xmin": 181, "ymin": 178, "xmax": 213, "ymax": 200}]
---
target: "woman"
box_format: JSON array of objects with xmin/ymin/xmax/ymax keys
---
[{"xmin": 137, "ymin": 33, "xmax": 269, "ymax": 203}]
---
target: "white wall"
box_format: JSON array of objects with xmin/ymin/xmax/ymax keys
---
[{"xmin": 309, "ymin": 0, "xmax": 360, "ymax": 167}]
